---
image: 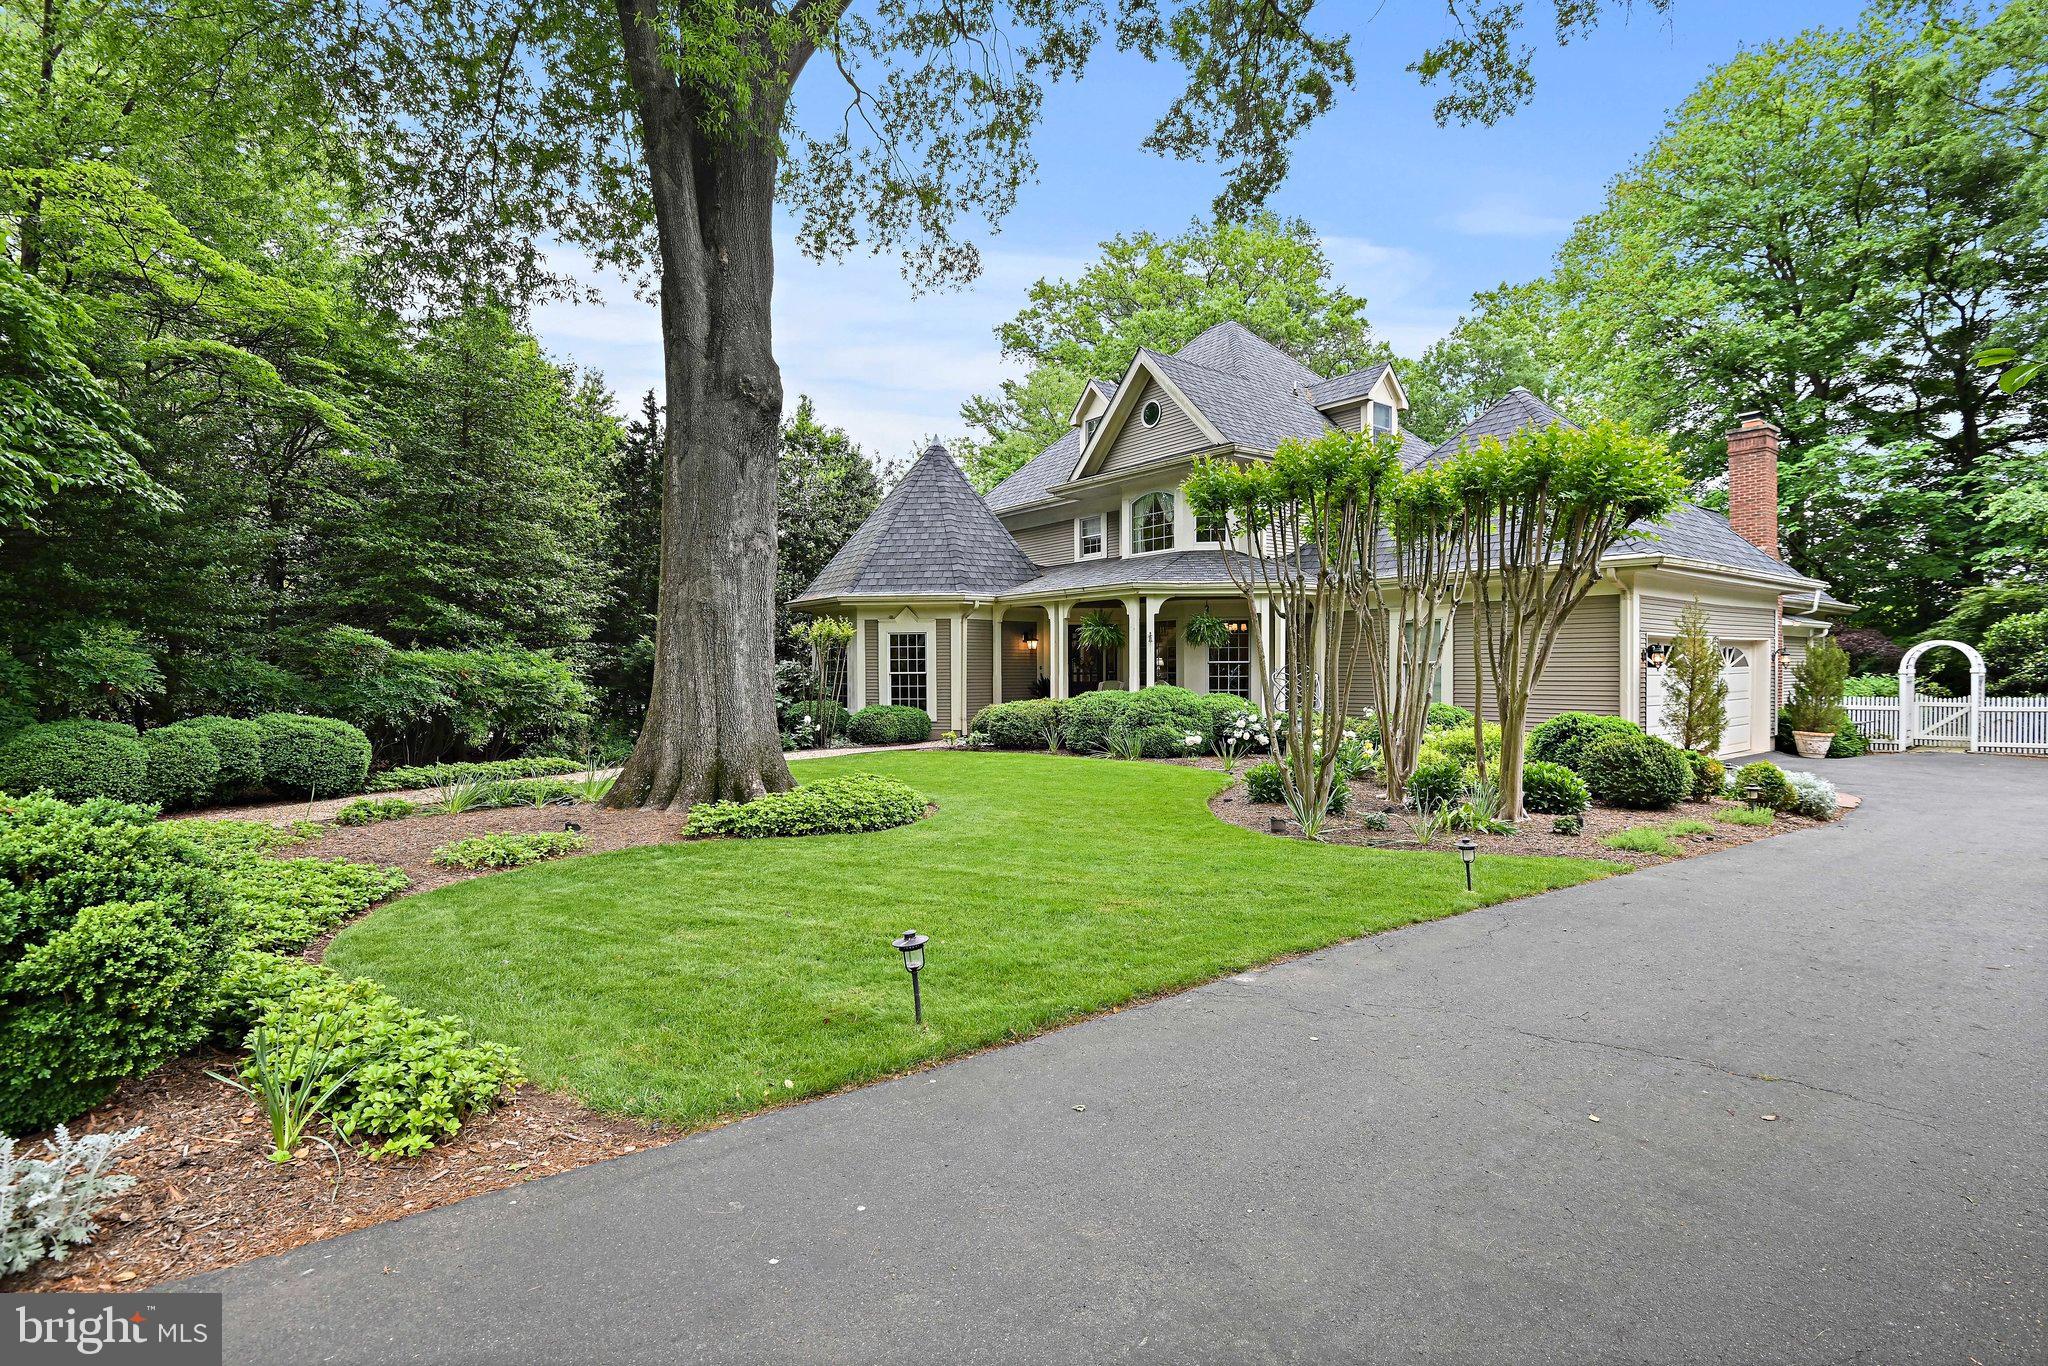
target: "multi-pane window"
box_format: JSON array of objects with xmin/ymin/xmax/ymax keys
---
[
  {"xmin": 888, "ymin": 632, "xmax": 928, "ymax": 713},
  {"xmin": 1077, "ymin": 514, "xmax": 1105, "ymax": 558},
  {"xmin": 1371, "ymin": 401, "xmax": 1395, "ymax": 435},
  {"xmin": 1208, "ymin": 620, "xmax": 1251, "ymax": 699},
  {"xmin": 1195, "ymin": 509, "xmax": 1227, "ymax": 544},
  {"xmin": 1132, "ymin": 492, "xmax": 1175, "ymax": 553}
]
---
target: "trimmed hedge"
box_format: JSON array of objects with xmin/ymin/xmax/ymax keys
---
[
  {"xmin": 1682, "ymin": 750, "xmax": 1726, "ymax": 803},
  {"xmin": 0, "ymin": 794, "xmax": 234, "ymax": 1134},
  {"xmin": 785, "ymin": 698, "xmax": 852, "ymax": 739},
  {"xmin": 1062, "ymin": 690, "xmax": 1134, "ymax": 752},
  {"xmin": 1522, "ymin": 760, "xmax": 1590, "ymax": 815},
  {"xmin": 176, "ymin": 715, "xmax": 265, "ymax": 795},
  {"xmin": 684, "ymin": 772, "xmax": 926, "ymax": 839},
  {"xmin": 1578, "ymin": 732, "xmax": 1691, "ymax": 810},
  {"xmin": 1134, "ymin": 722, "xmax": 1201, "ymax": 759},
  {"xmin": 1528, "ymin": 711, "xmax": 1643, "ymax": 774},
  {"xmin": 1733, "ymin": 760, "xmax": 1794, "ymax": 811},
  {"xmin": 139, "ymin": 723, "xmax": 222, "ymax": 810},
  {"xmin": 367, "ymin": 755, "xmax": 582, "ymax": 792},
  {"xmin": 970, "ymin": 699, "xmax": 1065, "ymax": 750},
  {"xmin": 846, "ymin": 704, "xmax": 932, "ymax": 746},
  {"xmin": 254, "ymin": 713, "xmax": 372, "ymax": 796},
  {"xmin": 0, "ymin": 721, "xmax": 149, "ymax": 804},
  {"xmin": 1125, "ymin": 685, "xmax": 1207, "ymax": 736}
]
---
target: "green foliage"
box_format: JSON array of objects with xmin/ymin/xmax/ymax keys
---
[
  {"xmin": 241, "ymin": 969, "xmax": 522, "ymax": 1157},
  {"xmin": 1602, "ymin": 827, "xmax": 1682, "ymax": 857},
  {"xmin": 177, "ymin": 717, "xmax": 265, "ymax": 796},
  {"xmin": 1521, "ymin": 760, "xmax": 1590, "ymax": 816},
  {"xmin": 684, "ymin": 774, "xmax": 927, "ymax": 839},
  {"xmin": 1578, "ymin": 732, "xmax": 1691, "ymax": 810},
  {"xmin": 0, "ymin": 721, "xmax": 149, "ymax": 803},
  {"xmin": 1775, "ymin": 712, "xmax": 1868, "ymax": 759},
  {"xmin": 1060, "ymin": 690, "xmax": 1136, "ymax": 753},
  {"xmin": 1406, "ymin": 755, "xmax": 1469, "ymax": 814},
  {"xmin": 1785, "ymin": 638, "xmax": 1851, "ymax": 735},
  {"xmin": 1682, "ymin": 751, "xmax": 1727, "ymax": 803},
  {"xmin": 1417, "ymin": 723, "xmax": 1503, "ymax": 770},
  {"xmin": 1528, "ymin": 712, "xmax": 1644, "ymax": 774},
  {"xmin": 334, "ymin": 797, "xmax": 417, "ymax": 826},
  {"xmin": 847, "ymin": 705, "xmax": 932, "ymax": 746},
  {"xmin": 253, "ymin": 713, "xmax": 372, "ymax": 797},
  {"xmin": 1663, "ymin": 601, "xmax": 1728, "ymax": 752},
  {"xmin": 1424, "ymin": 703, "xmax": 1473, "ymax": 731},
  {"xmin": 1243, "ymin": 762, "xmax": 1286, "ymax": 805},
  {"xmin": 776, "ymin": 403, "xmax": 881, "ymax": 668},
  {"xmin": 431, "ymin": 831, "xmax": 589, "ymax": 870},
  {"xmin": 32, "ymin": 623, "xmax": 164, "ymax": 721},
  {"xmin": 219, "ymin": 856, "xmax": 409, "ymax": 954},
  {"xmin": 1551, "ymin": 813, "xmax": 1584, "ymax": 836},
  {"xmin": 138, "ymin": 723, "xmax": 222, "ymax": 811},
  {"xmin": 1734, "ymin": 761, "xmax": 1795, "ymax": 812},
  {"xmin": 970, "ymin": 700, "xmax": 1066, "ymax": 750},
  {"xmin": 1133, "ymin": 723, "xmax": 1200, "ymax": 759},
  {"xmin": 1125, "ymin": 685, "xmax": 1207, "ymax": 735},
  {"xmin": 0, "ymin": 795, "xmax": 233, "ymax": 1133},
  {"xmin": 368, "ymin": 756, "xmax": 583, "ymax": 793},
  {"xmin": 1665, "ymin": 818, "xmax": 1714, "ymax": 836},
  {"xmin": 785, "ymin": 698, "xmax": 851, "ymax": 740},
  {"xmin": 207, "ymin": 1021, "xmax": 358, "ymax": 1164},
  {"xmin": 1983, "ymin": 610, "xmax": 2048, "ymax": 693},
  {"xmin": 1715, "ymin": 805, "xmax": 1775, "ymax": 827}
]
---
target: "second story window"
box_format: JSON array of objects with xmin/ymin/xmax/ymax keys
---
[
  {"xmin": 1195, "ymin": 509, "xmax": 1227, "ymax": 545},
  {"xmin": 1084, "ymin": 416, "xmax": 1101, "ymax": 440},
  {"xmin": 1131, "ymin": 492, "xmax": 1175, "ymax": 553},
  {"xmin": 1077, "ymin": 513, "xmax": 1105, "ymax": 558},
  {"xmin": 1371, "ymin": 401, "xmax": 1395, "ymax": 435}
]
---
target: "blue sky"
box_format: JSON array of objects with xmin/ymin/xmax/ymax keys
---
[{"xmin": 534, "ymin": 1, "xmax": 1867, "ymax": 458}]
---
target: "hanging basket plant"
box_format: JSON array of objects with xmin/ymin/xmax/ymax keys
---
[{"xmin": 1184, "ymin": 610, "xmax": 1234, "ymax": 649}]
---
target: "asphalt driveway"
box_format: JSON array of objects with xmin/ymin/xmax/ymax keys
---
[{"xmin": 190, "ymin": 751, "xmax": 2045, "ymax": 1364}]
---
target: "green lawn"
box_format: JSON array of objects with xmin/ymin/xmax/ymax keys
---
[{"xmin": 326, "ymin": 751, "xmax": 1621, "ymax": 1129}]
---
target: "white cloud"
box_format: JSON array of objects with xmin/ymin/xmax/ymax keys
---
[
  {"xmin": 1445, "ymin": 194, "xmax": 1574, "ymax": 238},
  {"xmin": 532, "ymin": 236, "xmax": 1087, "ymax": 463}
]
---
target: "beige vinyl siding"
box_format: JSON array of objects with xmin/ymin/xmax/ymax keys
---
[
  {"xmin": 863, "ymin": 618, "xmax": 879, "ymax": 709},
  {"xmin": 1335, "ymin": 610, "xmax": 1381, "ymax": 715},
  {"xmin": 1097, "ymin": 380, "xmax": 1205, "ymax": 476},
  {"xmin": 1639, "ymin": 595, "xmax": 1778, "ymax": 641},
  {"xmin": 1325, "ymin": 401, "xmax": 1365, "ymax": 433},
  {"xmin": 1012, "ymin": 520, "xmax": 1073, "ymax": 567},
  {"xmin": 1002, "ymin": 621, "xmax": 1039, "ymax": 700},
  {"xmin": 932, "ymin": 617, "xmax": 952, "ymax": 733},
  {"xmin": 1453, "ymin": 594, "xmax": 1622, "ymax": 724},
  {"xmin": 1103, "ymin": 510, "xmax": 1120, "ymax": 559},
  {"xmin": 965, "ymin": 619, "xmax": 993, "ymax": 722}
]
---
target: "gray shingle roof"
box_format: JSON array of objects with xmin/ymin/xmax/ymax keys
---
[
  {"xmin": 794, "ymin": 443, "xmax": 1040, "ymax": 603},
  {"xmin": 1000, "ymin": 550, "xmax": 1249, "ymax": 597},
  {"xmin": 1612, "ymin": 503, "xmax": 1817, "ymax": 586},
  {"xmin": 984, "ymin": 428, "xmax": 1080, "ymax": 514},
  {"xmin": 1142, "ymin": 345, "xmax": 1329, "ymax": 453},
  {"xmin": 1430, "ymin": 387, "xmax": 1579, "ymax": 460},
  {"xmin": 1173, "ymin": 320, "xmax": 1319, "ymax": 387},
  {"xmin": 1306, "ymin": 362, "xmax": 1390, "ymax": 409}
]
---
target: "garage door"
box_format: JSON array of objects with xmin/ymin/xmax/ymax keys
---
[{"xmin": 1648, "ymin": 644, "xmax": 1754, "ymax": 757}]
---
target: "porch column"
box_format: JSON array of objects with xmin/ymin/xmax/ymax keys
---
[
  {"xmin": 1251, "ymin": 597, "xmax": 1270, "ymax": 710},
  {"xmin": 990, "ymin": 606, "xmax": 1007, "ymax": 704},
  {"xmin": 1146, "ymin": 597, "xmax": 1164, "ymax": 690},
  {"xmin": 1049, "ymin": 602, "xmax": 1069, "ymax": 699},
  {"xmin": 1121, "ymin": 596, "xmax": 1142, "ymax": 690}
]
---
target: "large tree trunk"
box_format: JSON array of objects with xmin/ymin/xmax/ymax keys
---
[{"xmin": 607, "ymin": 0, "xmax": 794, "ymax": 808}]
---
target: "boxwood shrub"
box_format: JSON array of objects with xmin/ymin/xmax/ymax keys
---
[
  {"xmin": 970, "ymin": 699, "xmax": 1065, "ymax": 750},
  {"xmin": 1125, "ymin": 685, "xmax": 1207, "ymax": 736},
  {"xmin": 1198, "ymin": 692, "xmax": 1259, "ymax": 748},
  {"xmin": 1681, "ymin": 750, "xmax": 1727, "ymax": 803},
  {"xmin": 367, "ymin": 755, "xmax": 582, "ymax": 793},
  {"xmin": 1733, "ymin": 760, "xmax": 1795, "ymax": 811},
  {"xmin": 1061, "ymin": 690, "xmax": 1134, "ymax": 752},
  {"xmin": 176, "ymin": 715, "xmax": 265, "ymax": 796},
  {"xmin": 685, "ymin": 772, "xmax": 926, "ymax": 838},
  {"xmin": 0, "ymin": 794, "xmax": 235, "ymax": 1134},
  {"xmin": 1134, "ymin": 722, "xmax": 1200, "ymax": 759},
  {"xmin": 1528, "ymin": 711, "xmax": 1644, "ymax": 774},
  {"xmin": 139, "ymin": 723, "xmax": 222, "ymax": 810},
  {"xmin": 0, "ymin": 721, "xmax": 149, "ymax": 804},
  {"xmin": 846, "ymin": 704, "xmax": 932, "ymax": 746},
  {"xmin": 1578, "ymin": 732, "xmax": 1691, "ymax": 810},
  {"xmin": 1521, "ymin": 760, "xmax": 1590, "ymax": 815},
  {"xmin": 254, "ymin": 713, "xmax": 372, "ymax": 796}
]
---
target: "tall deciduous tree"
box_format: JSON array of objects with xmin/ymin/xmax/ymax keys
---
[
  {"xmin": 1443, "ymin": 421, "xmax": 1687, "ymax": 820},
  {"xmin": 961, "ymin": 213, "xmax": 1389, "ymax": 491},
  {"xmin": 1363, "ymin": 466, "xmax": 1472, "ymax": 801}
]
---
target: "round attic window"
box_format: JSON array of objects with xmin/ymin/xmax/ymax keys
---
[{"xmin": 1141, "ymin": 400, "xmax": 1161, "ymax": 427}]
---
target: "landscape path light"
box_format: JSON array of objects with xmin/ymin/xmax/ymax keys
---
[
  {"xmin": 1457, "ymin": 837, "xmax": 1477, "ymax": 892},
  {"xmin": 892, "ymin": 931, "xmax": 929, "ymax": 1026}
]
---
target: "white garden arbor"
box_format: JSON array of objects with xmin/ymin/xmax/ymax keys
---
[{"xmin": 1897, "ymin": 639, "xmax": 1986, "ymax": 751}]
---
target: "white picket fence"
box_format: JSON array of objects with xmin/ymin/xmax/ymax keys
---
[{"xmin": 1845, "ymin": 694, "xmax": 2048, "ymax": 755}]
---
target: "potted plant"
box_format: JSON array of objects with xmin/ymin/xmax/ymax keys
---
[
  {"xmin": 1075, "ymin": 610, "xmax": 1126, "ymax": 689},
  {"xmin": 1784, "ymin": 638, "xmax": 1850, "ymax": 759}
]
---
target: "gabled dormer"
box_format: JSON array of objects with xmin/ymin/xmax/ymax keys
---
[
  {"xmin": 1307, "ymin": 363, "xmax": 1408, "ymax": 438},
  {"xmin": 1067, "ymin": 350, "xmax": 1230, "ymax": 484},
  {"xmin": 1068, "ymin": 378, "xmax": 1118, "ymax": 446}
]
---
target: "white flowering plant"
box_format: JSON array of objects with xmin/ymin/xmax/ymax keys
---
[{"xmin": 1212, "ymin": 712, "xmax": 1270, "ymax": 774}]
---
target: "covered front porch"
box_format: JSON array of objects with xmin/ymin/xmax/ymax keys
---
[{"xmin": 988, "ymin": 594, "xmax": 1270, "ymax": 706}]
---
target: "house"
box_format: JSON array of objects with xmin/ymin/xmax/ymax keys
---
[{"xmin": 793, "ymin": 322, "xmax": 1832, "ymax": 759}]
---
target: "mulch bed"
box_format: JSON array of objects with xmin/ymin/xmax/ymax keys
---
[
  {"xmin": 5, "ymin": 1056, "xmax": 669, "ymax": 1294},
  {"xmin": 1196, "ymin": 755, "xmax": 1839, "ymax": 866}
]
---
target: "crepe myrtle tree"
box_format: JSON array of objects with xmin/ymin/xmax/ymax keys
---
[
  {"xmin": 1358, "ymin": 464, "xmax": 1472, "ymax": 803},
  {"xmin": 1442, "ymin": 421, "xmax": 1686, "ymax": 818},
  {"xmin": 1185, "ymin": 431, "xmax": 1402, "ymax": 839}
]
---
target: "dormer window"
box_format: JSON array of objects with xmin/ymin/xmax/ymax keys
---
[
  {"xmin": 1371, "ymin": 401, "xmax": 1395, "ymax": 435},
  {"xmin": 1132, "ymin": 492, "xmax": 1174, "ymax": 553},
  {"xmin": 1141, "ymin": 399, "xmax": 1161, "ymax": 427},
  {"xmin": 1085, "ymin": 416, "xmax": 1101, "ymax": 439},
  {"xmin": 1077, "ymin": 513, "xmax": 1105, "ymax": 559}
]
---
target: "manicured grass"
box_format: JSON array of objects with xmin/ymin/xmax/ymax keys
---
[{"xmin": 326, "ymin": 752, "xmax": 1620, "ymax": 1129}]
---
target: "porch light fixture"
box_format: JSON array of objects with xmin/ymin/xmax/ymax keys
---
[
  {"xmin": 1457, "ymin": 837, "xmax": 1477, "ymax": 891},
  {"xmin": 892, "ymin": 931, "xmax": 929, "ymax": 1026},
  {"xmin": 1642, "ymin": 641, "xmax": 1672, "ymax": 670},
  {"xmin": 1021, "ymin": 625, "xmax": 1038, "ymax": 651}
]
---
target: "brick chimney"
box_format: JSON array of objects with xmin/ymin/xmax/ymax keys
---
[{"xmin": 1726, "ymin": 412, "xmax": 1781, "ymax": 560}]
